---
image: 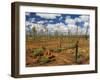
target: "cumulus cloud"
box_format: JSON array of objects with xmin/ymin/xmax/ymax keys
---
[
  {"xmin": 26, "ymin": 14, "xmax": 90, "ymax": 36},
  {"xmin": 84, "ymin": 21, "xmax": 89, "ymax": 27},
  {"xmin": 37, "ymin": 21, "xmax": 45, "ymax": 24},
  {"xmin": 79, "ymin": 15, "xmax": 90, "ymax": 35},
  {"xmin": 65, "ymin": 15, "xmax": 90, "ymax": 35},
  {"xmin": 46, "ymin": 23, "xmax": 68, "ymax": 34},
  {"xmin": 75, "ymin": 17, "xmax": 82, "ymax": 22},
  {"xmin": 36, "ymin": 13, "xmax": 61, "ymax": 19},
  {"xmin": 67, "ymin": 24, "xmax": 77, "ymax": 34},
  {"xmin": 65, "ymin": 16, "xmax": 76, "ymax": 25},
  {"xmin": 65, "ymin": 15, "xmax": 89, "ymax": 25},
  {"xmin": 25, "ymin": 21, "xmax": 32, "ymax": 27},
  {"xmin": 65, "ymin": 16, "xmax": 78, "ymax": 34},
  {"xmin": 26, "ymin": 22, "xmax": 89, "ymax": 35},
  {"xmin": 32, "ymin": 23, "xmax": 45, "ymax": 32},
  {"xmin": 25, "ymin": 12, "xmax": 30, "ymax": 16},
  {"xmin": 80, "ymin": 15, "xmax": 89, "ymax": 21},
  {"xmin": 59, "ymin": 16, "xmax": 63, "ymax": 20},
  {"xmin": 49, "ymin": 20, "xmax": 54, "ymax": 23},
  {"xmin": 67, "ymin": 24, "xmax": 89, "ymax": 35},
  {"xmin": 25, "ymin": 21, "xmax": 44, "ymax": 32},
  {"xmin": 30, "ymin": 18, "xmax": 35, "ymax": 23}
]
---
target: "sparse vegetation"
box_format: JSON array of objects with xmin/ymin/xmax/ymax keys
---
[
  {"xmin": 26, "ymin": 13, "xmax": 89, "ymax": 67},
  {"xmin": 77, "ymin": 52, "xmax": 83, "ymax": 64},
  {"xmin": 32, "ymin": 48, "xmax": 44, "ymax": 56},
  {"xmin": 26, "ymin": 36, "xmax": 89, "ymax": 67},
  {"xmin": 39, "ymin": 56, "xmax": 50, "ymax": 64},
  {"xmin": 50, "ymin": 48, "xmax": 62, "ymax": 53}
]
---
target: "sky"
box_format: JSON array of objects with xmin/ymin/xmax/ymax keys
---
[{"xmin": 25, "ymin": 12, "xmax": 90, "ymax": 35}]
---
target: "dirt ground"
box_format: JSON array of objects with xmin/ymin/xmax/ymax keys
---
[{"xmin": 26, "ymin": 37, "xmax": 89, "ymax": 67}]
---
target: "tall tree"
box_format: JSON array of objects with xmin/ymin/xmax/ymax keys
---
[
  {"xmin": 67, "ymin": 27, "xmax": 71, "ymax": 36},
  {"xmin": 32, "ymin": 26, "xmax": 37, "ymax": 40},
  {"xmin": 76, "ymin": 26, "xmax": 78, "ymax": 36},
  {"xmin": 85, "ymin": 25, "xmax": 89, "ymax": 39},
  {"xmin": 54, "ymin": 30, "xmax": 59, "ymax": 38},
  {"xmin": 43, "ymin": 25, "xmax": 48, "ymax": 47}
]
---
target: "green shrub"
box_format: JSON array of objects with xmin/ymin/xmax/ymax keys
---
[
  {"xmin": 77, "ymin": 53, "xmax": 83, "ymax": 64},
  {"xmin": 77, "ymin": 53, "xmax": 82, "ymax": 58},
  {"xmin": 77, "ymin": 57, "xmax": 83, "ymax": 64},
  {"xmin": 68, "ymin": 44, "xmax": 76, "ymax": 49},
  {"xmin": 50, "ymin": 48, "xmax": 62, "ymax": 53},
  {"xmin": 26, "ymin": 48, "xmax": 32, "ymax": 53},
  {"xmin": 86, "ymin": 53, "xmax": 89, "ymax": 61},
  {"xmin": 32, "ymin": 48, "xmax": 44, "ymax": 56},
  {"xmin": 55, "ymin": 48, "xmax": 62, "ymax": 52},
  {"xmin": 39, "ymin": 56, "xmax": 50, "ymax": 64}
]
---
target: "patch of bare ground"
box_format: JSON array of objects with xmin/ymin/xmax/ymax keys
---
[{"xmin": 26, "ymin": 37, "xmax": 89, "ymax": 67}]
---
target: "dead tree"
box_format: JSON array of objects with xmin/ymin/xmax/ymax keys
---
[
  {"xmin": 43, "ymin": 25, "xmax": 48, "ymax": 48},
  {"xmin": 32, "ymin": 26, "xmax": 37, "ymax": 40},
  {"xmin": 85, "ymin": 25, "xmax": 89, "ymax": 39},
  {"xmin": 75, "ymin": 25, "xmax": 80, "ymax": 63},
  {"xmin": 75, "ymin": 41, "xmax": 79, "ymax": 63},
  {"xmin": 68, "ymin": 28, "xmax": 71, "ymax": 37},
  {"xmin": 76, "ymin": 26, "xmax": 78, "ymax": 36},
  {"xmin": 59, "ymin": 34, "xmax": 62, "ymax": 48},
  {"xmin": 54, "ymin": 30, "xmax": 59, "ymax": 47}
]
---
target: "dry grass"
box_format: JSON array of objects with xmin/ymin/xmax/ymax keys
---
[{"xmin": 26, "ymin": 36, "xmax": 89, "ymax": 67}]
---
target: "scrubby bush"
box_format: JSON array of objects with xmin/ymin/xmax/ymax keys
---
[
  {"xmin": 77, "ymin": 57, "xmax": 83, "ymax": 64},
  {"xmin": 26, "ymin": 48, "xmax": 32, "ymax": 53},
  {"xmin": 77, "ymin": 52, "xmax": 82, "ymax": 58},
  {"xmin": 39, "ymin": 56, "xmax": 50, "ymax": 64},
  {"xmin": 50, "ymin": 48, "xmax": 63, "ymax": 53},
  {"xmin": 77, "ymin": 53, "xmax": 83, "ymax": 64},
  {"xmin": 68, "ymin": 44, "xmax": 76, "ymax": 49},
  {"xmin": 86, "ymin": 53, "xmax": 89, "ymax": 61},
  {"xmin": 32, "ymin": 48, "xmax": 44, "ymax": 56}
]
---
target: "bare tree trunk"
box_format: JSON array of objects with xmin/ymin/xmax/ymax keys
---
[
  {"xmin": 59, "ymin": 36, "xmax": 61, "ymax": 48},
  {"xmin": 85, "ymin": 26, "xmax": 89, "ymax": 39},
  {"xmin": 75, "ymin": 41, "xmax": 79, "ymax": 63}
]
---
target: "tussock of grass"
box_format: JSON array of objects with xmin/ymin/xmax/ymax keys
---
[
  {"xmin": 77, "ymin": 52, "xmax": 83, "ymax": 64},
  {"xmin": 39, "ymin": 56, "xmax": 50, "ymax": 64},
  {"xmin": 32, "ymin": 48, "xmax": 44, "ymax": 56},
  {"xmin": 50, "ymin": 48, "xmax": 64, "ymax": 53},
  {"xmin": 67, "ymin": 44, "xmax": 76, "ymax": 49}
]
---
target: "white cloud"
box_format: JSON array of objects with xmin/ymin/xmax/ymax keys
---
[
  {"xmin": 59, "ymin": 16, "xmax": 63, "ymax": 20},
  {"xmin": 79, "ymin": 15, "xmax": 89, "ymax": 34},
  {"xmin": 55, "ymin": 23, "xmax": 68, "ymax": 32},
  {"xmin": 65, "ymin": 15, "xmax": 90, "ymax": 35},
  {"xmin": 25, "ymin": 21, "xmax": 32, "ymax": 27},
  {"xmin": 46, "ymin": 23, "xmax": 68, "ymax": 34},
  {"xmin": 67, "ymin": 24, "xmax": 77, "ymax": 34},
  {"xmin": 25, "ymin": 21, "xmax": 44, "ymax": 32},
  {"xmin": 67, "ymin": 23, "xmax": 89, "ymax": 35},
  {"xmin": 84, "ymin": 21, "xmax": 89, "ymax": 27},
  {"xmin": 44, "ymin": 20, "xmax": 48, "ymax": 23},
  {"xmin": 65, "ymin": 15, "xmax": 89, "ymax": 25},
  {"xmin": 32, "ymin": 23, "xmax": 45, "ymax": 32},
  {"xmin": 25, "ymin": 12, "xmax": 30, "ymax": 16},
  {"xmin": 46, "ymin": 22, "xmax": 88, "ymax": 35},
  {"xmin": 65, "ymin": 16, "xmax": 76, "ymax": 25},
  {"xmin": 75, "ymin": 17, "xmax": 82, "ymax": 22},
  {"xmin": 36, "ymin": 13, "xmax": 61, "ymax": 19},
  {"xmin": 37, "ymin": 21, "xmax": 45, "ymax": 24},
  {"xmin": 79, "ymin": 15, "xmax": 89, "ymax": 22},
  {"xmin": 30, "ymin": 18, "xmax": 35, "ymax": 23},
  {"xmin": 49, "ymin": 20, "xmax": 54, "ymax": 23},
  {"xmin": 26, "ymin": 20, "xmax": 89, "ymax": 35},
  {"xmin": 65, "ymin": 16, "xmax": 78, "ymax": 34}
]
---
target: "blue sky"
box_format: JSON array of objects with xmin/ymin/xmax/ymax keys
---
[
  {"xmin": 26, "ymin": 12, "xmax": 88, "ymax": 27},
  {"xmin": 25, "ymin": 12, "xmax": 90, "ymax": 35}
]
